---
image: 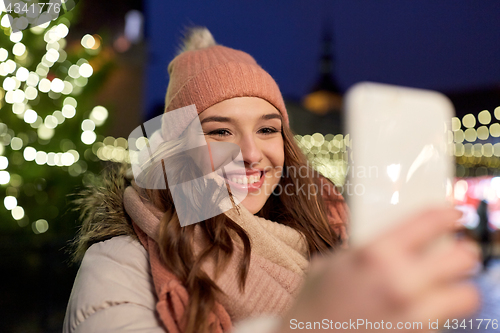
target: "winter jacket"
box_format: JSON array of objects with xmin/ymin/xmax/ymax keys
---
[
  {"xmin": 62, "ymin": 165, "xmax": 285, "ymax": 332},
  {"xmin": 63, "ymin": 235, "xmax": 164, "ymax": 332},
  {"xmin": 62, "ymin": 235, "xmax": 281, "ymax": 333},
  {"xmin": 62, "ymin": 164, "xmax": 346, "ymax": 332}
]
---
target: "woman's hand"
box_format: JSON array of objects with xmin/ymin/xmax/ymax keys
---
[{"xmin": 277, "ymin": 207, "xmax": 480, "ymax": 332}]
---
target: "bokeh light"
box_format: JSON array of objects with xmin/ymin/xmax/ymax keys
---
[
  {"xmin": 33, "ymin": 219, "xmax": 49, "ymax": 234},
  {"xmin": 89, "ymin": 106, "xmax": 108, "ymax": 126},
  {"xmin": 478, "ymin": 110, "xmax": 491, "ymax": 125},
  {"xmin": 81, "ymin": 131, "xmax": 96, "ymax": 145},
  {"xmin": 11, "ymin": 206, "xmax": 25, "ymax": 220},
  {"xmin": 4, "ymin": 196, "xmax": 17, "ymax": 210},
  {"xmin": 462, "ymin": 114, "xmax": 476, "ymax": 128}
]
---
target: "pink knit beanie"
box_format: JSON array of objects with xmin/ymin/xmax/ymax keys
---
[{"xmin": 164, "ymin": 28, "xmax": 289, "ymax": 125}]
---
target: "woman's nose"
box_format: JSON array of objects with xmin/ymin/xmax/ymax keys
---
[{"xmin": 238, "ymin": 135, "xmax": 263, "ymax": 166}]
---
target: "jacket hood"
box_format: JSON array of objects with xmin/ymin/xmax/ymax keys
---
[{"xmin": 70, "ymin": 163, "xmax": 137, "ymax": 262}]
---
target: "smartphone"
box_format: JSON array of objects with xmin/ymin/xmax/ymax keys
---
[{"xmin": 345, "ymin": 82, "xmax": 455, "ymax": 247}]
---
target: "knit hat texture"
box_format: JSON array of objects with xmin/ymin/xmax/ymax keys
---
[{"xmin": 164, "ymin": 28, "xmax": 289, "ymax": 125}]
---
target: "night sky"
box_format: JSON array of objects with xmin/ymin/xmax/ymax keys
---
[{"xmin": 144, "ymin": 0, "xmax": 500, "ymax": 117}]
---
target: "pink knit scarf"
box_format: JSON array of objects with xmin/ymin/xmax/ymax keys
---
[{"xmin": 123, "ymin": 185, "xmax": 312, "ymax": 332}]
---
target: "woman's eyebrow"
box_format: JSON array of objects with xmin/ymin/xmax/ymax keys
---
[
  {"xmin": 200, "ymin": 116, "xmax": 232, "ymax": 125},
  {"xmin": 260, "ymin": 113, "xmax": 282, "ymax": 122},
  {"xmin": 200, "ymin": 113, "xmax": 281, "ymax": 124}
]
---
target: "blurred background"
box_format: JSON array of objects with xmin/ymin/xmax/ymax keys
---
[{"xmin": 1, "ymin": 0, "xmax": 500, "ymax": 331}]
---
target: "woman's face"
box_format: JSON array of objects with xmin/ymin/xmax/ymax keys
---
[{"xmin": 199, "ymin": 97, "xmax": 285, "ymax": 214}]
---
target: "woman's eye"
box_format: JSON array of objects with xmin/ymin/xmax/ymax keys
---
[
  {"xmin": 206, "ymin": 129, "xmax": 231, "ymax": 137},
  {"xmin": 259, "ymin": 127, "xmax": 279, "ymax": 135}
]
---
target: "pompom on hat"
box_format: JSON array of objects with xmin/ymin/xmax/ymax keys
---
[{"xmin": 164, "ymin": 27, "xmax": 289, "ymax": 126}]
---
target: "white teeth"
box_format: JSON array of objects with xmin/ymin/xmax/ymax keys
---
[{"xmin": 229, "ymin": 174, "xmax": 261, "ymax": 185}]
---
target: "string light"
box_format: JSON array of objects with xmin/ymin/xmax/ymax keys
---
[
  {"xmin": 477, "ymin": 126, "xmax": 489, "ymax": 140},
  {"xmin": 81, "ymin": 119, "xmax": 95, "ymax": 131},
  {"xmin": 89, "ymin": 106, "xmax": 108, "ymax": 126},
  {"xmin": 35, "ymin": 151, "xmax": 48, "ymax": 165},
  {"xmin": 464, "ymin": 128, "xmax": 477, "ymax": 142},
  {"xmin": 50, "ymin": 78, "xmax": 64, "ymax": 92},
  {"xmin": 494, "ymin": 143, "xmax": 500, "ymax": 157},
  {"xmin": 12, "ymin": 43, "xmax": 26, "ymax": 56},
  {"xmin": 483, "ymin": 143, "xmax": 493, "ymax": 158},
  {"xmin": 81, "ymin": 131, "xmax": 96, "ymax": 145},
  {"xmin": 4, "ymin": 196, "xmax": 17, "ymax": 210},
  {"xmin": 473, "ymin": 143, "xmax": 482, "ymax": 158},
  {"xmin": 79, "ymin": 63, "xmax": 93, "ymax": 78},
  {"xmin": 490, "ymin": 123, "xmax": 500, "ymax": 137},
  {"xmin": 23, "ymin": 147, "xmax": 36, "ymax": 161},
  {"xmin": 462, "ymin": 114, "xmax": 476, "ymax": 128},
  {"xmin": 0, "ymin": 48, "xmax": 8, "ymax": 61},
  {"xmin": 10, "ymin": 137, "xmax": 23, "ymax": 150},
  {"xmin": 26, "ymin": 72, "xmax": 39, "ymax": 86},
  {"xmin": 68, "ymin": 64, "xmax": 80, "ymax": 78},
  {"xmin": 0, "ymin": 156, "xmax": 8, "ymax": 169},
  {"xmin": 494, "ymin": 107, "xmax": 500, "ymax": 121},
  {"xmin": 52, "ymin": 110, "xmax": 65, "ymax": 124},
  {"xmin": 0, "ymin": 14, "xmax": 10, "ymax": 28},
  {"xmin": 16, "ymin": 67, "xmax": 29, "ymax": 81},
  {"xmin": 3, "ymin": 77, "xmax": 16, "ymax": 90},
  {"xmin": 454, "ymin": 129, "xmax": 464, "ymax": 143},
  {"xmin": 81, "ymin": 34, "xmax": 95, "ymax": 49},
  {"xmin": 38, "ymin": 78, "xmax": 51, "ymax": 92},
  {"xmin": 11, "ymin": 206, "xmax": 25, "ymax": 220},
  {"xmin": 0, "ymin": 170, "xmax": 10, "ymax": 184},
  {"xmin": 24, "ymin": 86, "xmax": 37, "ymax": 100},
  {"xmin": 455, "ymin": 143, "xmax": 464, "ymax": 157},
  {"xmin": 478, "ymin": 110, "xmax": 491, "ymax": 125},
  {"xmin": 10, "ymin": 32, "xmax": 23, "ymax": 43},
  {"xmin": 37, "ymin": 124, "xmax": 54, "ymax": 140},
  {"xmin": 62, "ymin": 104, "xmax": 76, "ymax": 118},
  {"xmin": 33, "ymin": 219, "xmax": 49, "ymax": 233},
  {"xmin": 0, "ymin": 11, "xmax": 111, "ymax": 233},
  {"xmin": 464, "ymin": 143, "xmax": 473, "ymax": 157},
  {"xmin": 450, "ymin": 107, "xmax": 500, "ymax": 172}
]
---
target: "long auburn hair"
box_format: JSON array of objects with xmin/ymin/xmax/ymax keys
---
[{"xmin": 142, "ymin": 123, "xmax": 337, "ymax": 333}]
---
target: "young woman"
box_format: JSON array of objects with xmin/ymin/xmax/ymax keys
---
[{"xmin": 63, "ymin": 28, "xmax": 479, "ymax": 333}]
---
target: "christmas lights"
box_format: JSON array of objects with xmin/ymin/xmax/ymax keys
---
[{"xmin": 0, "ymin": 8, "xmax": 109, "ymax": 233}]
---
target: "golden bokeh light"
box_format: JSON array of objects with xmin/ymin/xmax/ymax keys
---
[
  {"xmin": 490, "ymin": 123, "xmax": 500, "ymax": 137},
  {"xmin": 494, "ymin": 106, "xmax": 500, "ymax": 121},
  {"xmin": 454, "ymin": 129, "xmax": 464, "ymax": 143},
  {"xmin": 477, "ymin": 126, "xmax": 489, "ymax": 141},
  {"xmin": 464, "ymin": 128, "xmax": 477, "ymax": 142},
  {"xmin": 462, "ymin": 114, "xmax": 476, "ymax": 128},
  {"xmin": 478, "ymin": 110, "xmax": 491, "ymax": 125}
]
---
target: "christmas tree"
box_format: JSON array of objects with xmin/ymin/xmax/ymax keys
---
[{"xmin": 0, "ymin": 2, "xmax": 114, "ymax": 239}]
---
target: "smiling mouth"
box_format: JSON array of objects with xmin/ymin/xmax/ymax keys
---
[
  {"xmin": 225, "ymin": 173, "xmax": 261, "ymax": 185},
  {"xmin": 222, "ymin": 171, "xmax": 265, "ymax": 189}
]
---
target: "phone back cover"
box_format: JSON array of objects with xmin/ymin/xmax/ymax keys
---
[{"xmin": 346, "ymin": 82, "xmax": 454, "ymax": 247}]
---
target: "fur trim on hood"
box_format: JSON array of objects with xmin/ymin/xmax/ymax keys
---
[{"xmin": 69, "ymin": 163, "xmax": 137, "ymax": 263}]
